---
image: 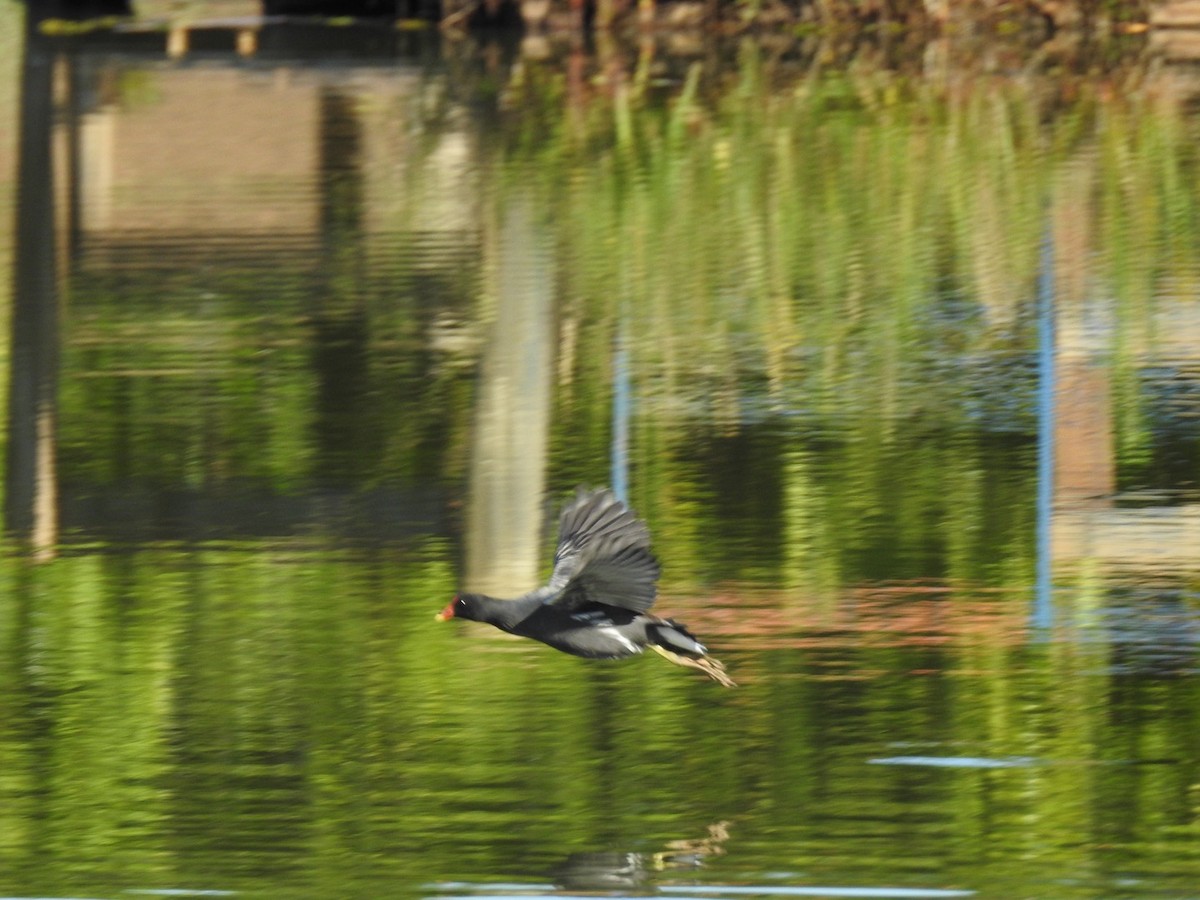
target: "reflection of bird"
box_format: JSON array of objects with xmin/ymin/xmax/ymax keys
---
[
  {"xmin": 437, "ymin": 488, "xmax": 734, "ymax": 686},
  {"xmin": 554, "ymin": 852, "xmax": 649, "ymax": 891},
  {"xmin": 554, "ymin": 821, "xmax": 732, "ymax": 891},
  {"xmin": 654, "ymin": 819, "xmax": 731, "ymax": 868}
]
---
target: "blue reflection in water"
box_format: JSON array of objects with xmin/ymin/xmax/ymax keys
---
[
  {"xmin": 661, "ymin": 889, "xmax": 975, "ymax": 898},
  {"xmin": 868, "ymin": 756, "xmax": 1037, "ymax": 769},
  {"xmin": 612, "ymin": 331, "xmax": 631, "ymax": 504},
  {"xmin": 1032, "ymin": 224, "xmax": 1056, "ymax": 631}
]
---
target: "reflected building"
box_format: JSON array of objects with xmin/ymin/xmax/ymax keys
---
[
  {"xmin": 6, "ymin": 18, "xmax": 484, "ymax": 545},
  {"xmin": 1034, "ymin": 159, "xmax": 1200, "ymax": 637},
  {"xmin": 1047, "ymin": 179, "xmax": 1200, "ymax": 573}
]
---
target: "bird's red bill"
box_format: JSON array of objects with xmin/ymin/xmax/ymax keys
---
[{"xmin": 435, "ymin": 600, "xmax": 456, "ymax": 621}]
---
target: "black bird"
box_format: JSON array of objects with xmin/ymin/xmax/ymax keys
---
[{"xmin": 436, "ymin": 488, "xmax": 734, "ymax": 686}]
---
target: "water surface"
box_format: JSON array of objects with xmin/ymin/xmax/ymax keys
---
[{"xmin": 1, "ymin": 9, "xmax": 1199, "ymax": 900}]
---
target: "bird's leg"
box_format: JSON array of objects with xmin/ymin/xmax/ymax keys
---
[{"xmin": 650, "ymin": 645, "xmax": 736, "ymax": 687}]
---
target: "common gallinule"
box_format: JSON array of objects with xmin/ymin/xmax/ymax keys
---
[{"xmin": 437, "ymin": 488, "xmax": 734, "ymax": 686}]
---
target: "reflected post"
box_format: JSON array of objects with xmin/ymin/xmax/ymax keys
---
[
  {"xmin": 312, "ymin": 87, "xmax": 375, "ymax": 484},
  {"xmin": 1032, "ymin": 225, "xmax": 1054, "ymax": 631},
  {"xmin": 6, "ymin": 19, "xmax": 61, "ymax": 558},
  {"xmin": 465, "ymin": 195, "xmax": 554, "ymax": 596}
]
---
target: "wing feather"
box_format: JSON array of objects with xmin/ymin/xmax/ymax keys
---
[{"xmin": 547, "ymin": 488, "xmax": 660, "ymax": 613}]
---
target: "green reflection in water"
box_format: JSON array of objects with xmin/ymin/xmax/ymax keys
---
[
  {"xmin": 1, "ymin": 547, "xmax": 1198, "ymax": 897},
  {"xmin": 0, "ymin": 13, "xmax": 1198, "ymax": 900}
]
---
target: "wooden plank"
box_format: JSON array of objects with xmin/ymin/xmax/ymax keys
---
[{"xmin": 1151, "ymin": 0, "xmax": 1200, "ymax": 28}]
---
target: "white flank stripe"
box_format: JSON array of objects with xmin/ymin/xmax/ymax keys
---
[{"xmin": 598, "ymin": 625, "xmax": 640, "ymax": 653}]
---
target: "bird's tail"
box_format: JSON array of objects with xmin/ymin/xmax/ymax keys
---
[{"xmin": 648, "ymin": 620, "xmax": 736, "ymax": 688}]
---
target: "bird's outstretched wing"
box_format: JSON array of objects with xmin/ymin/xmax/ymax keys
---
[{"xmin": 547, "ymin": 488, "xmax": 660, "ymax": 613}]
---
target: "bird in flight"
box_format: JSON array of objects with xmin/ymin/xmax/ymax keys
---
[{"xmin": 437, "ymin": 488, "xmax": 734, "ymax": 686}]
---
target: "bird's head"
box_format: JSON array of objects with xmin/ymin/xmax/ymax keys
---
[{"xmin": 436, "ymin": 593, "xmax": 472, "ymax": 622}]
